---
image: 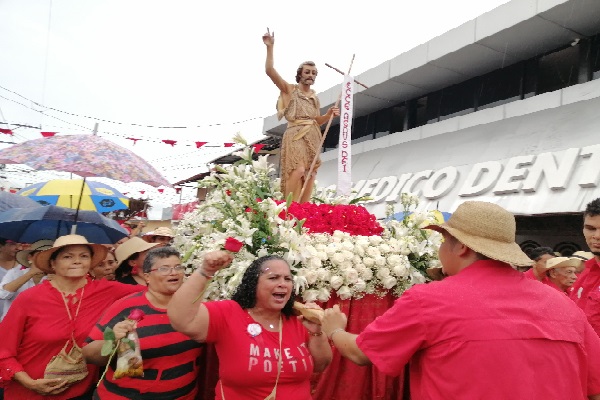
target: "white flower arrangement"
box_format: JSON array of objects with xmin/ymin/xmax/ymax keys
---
[{"xmin": 174, "ymin": 136, "xmax": 442, "ymax": 301}]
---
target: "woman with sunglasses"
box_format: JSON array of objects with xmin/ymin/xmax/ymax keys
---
[{"xmin": 83, "ymin": 246, "xmax": 203, "ymax": 400}]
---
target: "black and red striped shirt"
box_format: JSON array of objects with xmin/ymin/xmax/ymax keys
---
[{"xmin": 86, "ymin": 292, "xmax": 203, "ymax": 399}]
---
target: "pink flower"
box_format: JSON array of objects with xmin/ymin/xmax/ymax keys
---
[
  {"xmin": 224, "ymin": 237, "xmax": 244, "ymax": 253},
  {"xmin": 127, "ymin": 309, "xmax": 145, "ymax": 322}
]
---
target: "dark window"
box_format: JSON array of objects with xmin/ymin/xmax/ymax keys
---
[
  {"xmin": 477, "ymin": 63, "xmax": 523, "ymax": 110},
  {"xmin": 390, "ymin": 104, "xmax": 407, "ymax": 133},
  {"xmin": 413, "ymin": 97, "xmax": 428, "ymax": 128},
  {"xmin": 537, "ymin": 45, "xmax": 580, "ymax": 94},
  {"xmin": 438, "ymin": 79, "xmax": 476, "ymax": 120},
  {"xmin": 591, "ymin": 34, "xmax": 600, "ymax": 80}
]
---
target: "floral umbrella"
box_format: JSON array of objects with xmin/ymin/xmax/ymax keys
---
[
  {"xmin": 17, "ymin": 179, "xmax": 129, "ymax": 213},
  {"xmin": 0, "ymin": 134, "xmax": 170, "ymax": 187}
]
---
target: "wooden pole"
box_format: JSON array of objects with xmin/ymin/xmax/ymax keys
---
[{"xmin": 298, "ymin": 55, "xmax": 355, "ymax": 200}]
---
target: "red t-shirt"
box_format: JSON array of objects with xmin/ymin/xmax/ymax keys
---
[
  {"xmin": 87, "ymin": 292, "xmax": 203, "ymax": 399},
  {"xmin": 571, "ymin": 258, "xmax": 600, "ymax": 336},
  {"xmin": 0, "ymin": 279, "xmax": 143, "ymax": 399},
  {"xmin": 357, "ymin": 260, "xmax": 600, "ymax": 400},
  {"xmin": 204, "ymin": 300, "xmax": 313, "ymax": 400}
]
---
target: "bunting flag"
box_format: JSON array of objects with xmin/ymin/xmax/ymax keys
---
[
  {"xmin": 175, "ymin": 187, "xmax": 182, "ymax": 194},
  {"xmin": 337, "ymin": 75, "xmax": 354, "ymax": 196},
  {"xmin": 41, "ymin": 132, "xmax": 56, "ymax": 137},
  {"xmin": 157, "ymin": 188, "xmax": 164, "ymax": 193},
  {"xmin": 224, "ymin": 143, "xmax": 235, "ymax": 147},
  {"xmin": 0, "ymin": 128, "xmax": 13, "ymax": 135},
  {"xmin": 127, "ymin": 137, "xmax": 141, "ymax": 145},
  {"xmin": 195, "ymin": 141, "xmax": 208, "ymax": 148},
  {"xmin": 162, "ymin": 140, "xmax": 177, "ymax": 146},
  {"xmin": 253, "ymin": 144, "xmax": 265, "ymax": 153}
]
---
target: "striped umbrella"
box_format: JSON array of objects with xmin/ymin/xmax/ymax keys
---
[{"xmin": 17, "ymin": 179, "xmax": 129, "ymax": 213}]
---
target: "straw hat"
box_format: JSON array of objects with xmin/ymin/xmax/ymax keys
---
[
  {"xmin": 16, "ymin": 240, "xmax": 54, "ymax": 267},
  {"xmin": 545, "ymin": 257, "xmax": 581, "ymax": 270},
  {"xmin": 571, "ymin": 251, "xmax": 593, "ymax": 262},
  {"xmin": 33, "ymin": 235, "xmax": 108, "ymax": 273},
  {"xmin": 115, "ymin": 237, "xmax": 159, "ymax": 266},
  {"xmin": 145, "ymin": 227, "xmax": 174, "ymax": 238},
  {"xmin": 424, "ymin": 201, "xmax": 533, "ymax": 267}
]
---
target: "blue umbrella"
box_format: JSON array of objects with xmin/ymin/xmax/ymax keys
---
[
  {"xmin": 0, "ymin": 191, "xmax": 43, "ymax": 212},
  {"xmin": 0, "ymin": 205, "xmax": 128, "ymax": 244}
]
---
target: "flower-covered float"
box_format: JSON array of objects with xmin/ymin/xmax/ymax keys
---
[{"xmin": 174, "ymin": 137, "xmax": 443, "ymax": 302}]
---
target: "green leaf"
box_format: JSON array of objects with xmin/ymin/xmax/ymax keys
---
[
  {"xmin": 122, "ymin": 338, "xmax": 136, "ymax": 351},
  {"xmin": 101, "ymin": 340, "xmax": 115, "ymax": 356},
  {"xmin": 103, "ymin": 327, "xmax": 116, "ymax": 342}
]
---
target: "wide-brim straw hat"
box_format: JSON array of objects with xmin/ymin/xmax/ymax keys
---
[
  {"xmin": 33, "ymin": 235, "xmax": 108, "ymax": 273},
  {"xmin": 144, "ymin": 226, "xmax": 174, "ymax": 238},
  {"xmin": 572, "ymin": 251, "xmax": 593, "ymax": 262},
  {"xmin": 545, "ymin": 256, "xmax": 581, "ymax": 270},
  {"xmin": 16, "ymin": 240, "xmax": 54, "ymax": 267},
  {"xmin": 424, "ymin": 201, "xmax": 533, "ymax": 267},
  {"xmin": 115, "ymin": 237, "xmax": 159, "ymax": 266}
]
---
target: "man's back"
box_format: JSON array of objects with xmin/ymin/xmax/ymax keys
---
[{"xmin": 358, "ymin": 260, "xmax": 600, "ymax": 399}]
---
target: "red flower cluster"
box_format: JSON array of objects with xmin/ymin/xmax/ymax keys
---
[
  {"xmin": 224, "ymin": 237, "xmax": 244, "ymax": 252},
  {"xmin": 282, "ymin": 202, "xmax": 383, "ymax": 236}
]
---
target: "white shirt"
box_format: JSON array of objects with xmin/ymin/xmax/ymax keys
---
[{"xmin": 0, "ymin": 265, "xmax": 46, "ymax": 320}]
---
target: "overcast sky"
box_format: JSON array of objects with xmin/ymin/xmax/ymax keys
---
[{"xmin": 0, "ymin": 0, "xmax": 510, "ymax": 215}]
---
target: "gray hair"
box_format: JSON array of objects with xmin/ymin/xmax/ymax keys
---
[{"xmin": 142, "ymin": 246, "xmax": 180, "ymax": 273}]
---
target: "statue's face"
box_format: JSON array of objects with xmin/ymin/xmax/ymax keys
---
[{"xmin": 299, "ymin": 65, "xmax": 318, "ymax": 86}]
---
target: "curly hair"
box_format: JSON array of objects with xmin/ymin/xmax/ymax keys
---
[
  {"xmin": 295, "ymin": 61, "xmax": 317, "ymax": 83},
  {"xmin": 231, "ymin": 255, "xmax": 295, "ymax": 317},
  {"xmin": 584, "ymin": 198, "xmax": 600, "ymax": 219}
]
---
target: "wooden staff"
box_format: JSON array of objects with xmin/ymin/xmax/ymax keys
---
[
  {"xmin": 298, "ymin": 55, "xmax": 355, "ymax": 200},
  {"xmin": 325, "ymin": 63, "xmax": 369, "ymax": 89}
]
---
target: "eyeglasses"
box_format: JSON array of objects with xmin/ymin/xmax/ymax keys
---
[{"xmin": 149, "ymin": 265, "xmax": 185, "ymax": 275}]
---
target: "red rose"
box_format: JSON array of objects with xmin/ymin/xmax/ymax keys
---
[
  {"xmin": 224, "ymin": 237, "xmax": 244, "ymax": 253},
  {"xmin": 128, "ymin": 309, "xmax": 145, "ymax": 322}
]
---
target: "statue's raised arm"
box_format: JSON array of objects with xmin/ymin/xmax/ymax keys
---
[{"xmin": 263, "ymin": 29, "xmax": 292, "ymax": 94}]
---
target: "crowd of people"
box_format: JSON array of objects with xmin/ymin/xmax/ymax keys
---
[{"xmin": 0, "ymin": 197, "xmax": 599, "ymax": 399}]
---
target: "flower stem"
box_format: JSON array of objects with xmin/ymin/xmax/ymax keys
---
[
  {"xmin": 97, "ymin": 339, "xmax": 120, "ymax": 387},
  {"xmin": 192, "ymin": 277, "xmax": 212, "ymax": 304}
]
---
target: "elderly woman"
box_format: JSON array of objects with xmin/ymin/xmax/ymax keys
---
[
  {"xmin": 89, "ymin": 250, "xmax": 117, "ymax": 281},
  {"xmin": 0, "ymin": 235, "xmax": 143, "ymax": 399},
  {"xmin": 83, "ymin": 246, "xmax": 203, "ymax": 399},
  {"xmin": 168, "ymin": 253, "xmax": 332, "ymax": 399},
  {"xmin": 544, "ymin": 256, "xmax": 580, "ymax": 294}
]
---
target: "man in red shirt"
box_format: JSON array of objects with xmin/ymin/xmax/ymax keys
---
[
  {"xmin": 571, "ymin": 198, "xmax": 600, "ymax": 336},
  {"xmin": 523, "ymin": 246, "xmax": 555, "ymax": 281},
  {"xmin": 322, "ymin": 201, "xmax": 600, "ymax": 400}
]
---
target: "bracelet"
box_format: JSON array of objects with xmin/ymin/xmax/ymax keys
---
[
  {"xmin": 309, "ymin": 331, "xmax": 323, "ymax": 337},
  {"xmin": 199, "ymin": 269, "xmax": 214, "ymax": 279},
  {"xmin": 328, "ymin": 328, "xmax": 345, "ymax": 341}
]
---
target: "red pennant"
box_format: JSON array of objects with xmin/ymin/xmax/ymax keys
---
[
  {"xmin": 41, "ymin": 132, "xmax": 56, "ymax": 137},
  {"xmin": 139, "ymin": 190, "xmax": 145, "ymax": 194},
  {"xmin": 175, "ymin": 187, "xmax": 182, "ymax": 194},
  {"xmin": 253, "ymin": 144, "xmax": 265, "ymax": 152},
  {"xmin": 195, "ymin": 141, "xmax": 208, "ymax": 148},
  {"xmin": 9, "ymin": 189, "xmax": 17, "ymax": 193},
  {"xmin": 0, "ymin": 128, "xmax": 13, "ymax": 135},
  {"xmin": 224, "ymin": 143, "xmax": 235, "ymax": 148},
  {"xmin": 162, "ymin": 139, "xmax": 177, "ymax": 147},
  {"xmin": 123, "ymin": 192, "xmax": 129, "ymax": 195},
  {"xmin": 127, "ymin": 137, "xmax": 141, "ymax": 145},
  {"xmin": 158, "ymin": 188, "xmax": 164, "ymax": 193}
]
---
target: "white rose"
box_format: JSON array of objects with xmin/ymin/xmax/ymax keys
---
[
  {"xmin": 305, "ymin": 270, "xmax": 318, "ymax": 284},
  {"xmin": 355, "ymin": 237, "xmax": 370, "ymax": 249},
  {"xmin": 302, "ymin": 289, "xmax": 319, "ymax": 302},
  {"xmin": 382, "ymin": 276, "xmax": 398, "ymax": 289},
  {"xmin": 317, "ymin": 288, "xmax": 331, "ymax": 302},
  {"xmin": 342, "ymin": 241, "xmax": 355, "ymax": 251},
  {"xmin": 325, "ymin": 244, "xmax": 339, "ymax": 257},
  {"xmin": 375, "ymin": 256, "xmax": 387, "ymax": 267},
  {"xmin": 363, "ymin": 257, "xmax": 375, "ymax": 267},
  {"xmin": 352, "ymin": 255, "xmax": 363, "ymax": 265},
  {"xmin": 308, "ymin": 257, "xmax": 322, "ymax": 268},
  {"xmin": 340, "ymin": 260, "xmax": 354, "ymax": 270},
  {"xmin": 366, "ymin": 246, "xmax": 381, "ymax": 258},
  {"xmin": 333, "ymin": 230, "xmax": 346, "ymax": 240},
  {"xmin": 359, "ymin": 267, "xmax": 374, "ymax": 280},
  {"xmin": 354, "ymin": 245, "xmax": 365, "ymax": 257},
  {"xmin": 387, "ymin": 254, "xmax": 402, "ymax": 267},
  {"xmin": 317, "ymin": 268, "xmax": 331, "ymax": 281},
  {"xmin": 341, "ymin": 250, "xmax": 355, "ymax": 261},
  {"xmin": 378, "ymin": 243, "xmax": 391, "ymax": 254},
  {"xmin": 353, "ymin": 279, "xmax": 367, "ymax": 292},
  {"xmin": 337, "ymin": 285, "xmax": 352, "ymax": 300},
  {"xmin": 392, "ymin": 264, "xmax": 408, "ymax": 277},
  {"xmin": 342, "ymin": 268, "xmax": 359, "ymax": 283},
  {"xmin": 317, "ymin": 251, "xmax": 328, "ymax": 261},
  {"xmin": 369, "ymin": 236, "xmax": 383, "ymax": 245},
  {"xmin": 332, "ymin": 252, "xmax": 345, "ymax": 265},
  {"xmin": 376, "ymin": 267, "xmax": 391, "ymax": 280},
  {"xmin": 314, "ymin": 243, "xmax": 327, "ymax": 251},
  {"xmin": 330, "ymin": 275, "xmax": 344, "ymax": 290}
]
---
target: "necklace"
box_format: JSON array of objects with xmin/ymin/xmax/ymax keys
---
[{"xmin": 248, "ymin": 309, "xmax": 277, "ymax": 329}]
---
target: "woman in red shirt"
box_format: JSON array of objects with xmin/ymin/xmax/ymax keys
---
[{"xmin": 0, "ymin": 235, "xmax": 143, "ymax": 399}]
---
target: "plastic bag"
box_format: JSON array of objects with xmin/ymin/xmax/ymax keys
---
[{"xmin": 113, "ymin": 329, "xmax": 143, "ymax": 379}]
